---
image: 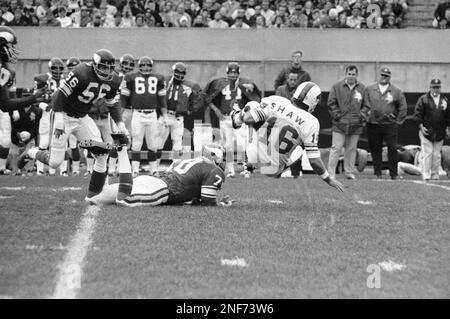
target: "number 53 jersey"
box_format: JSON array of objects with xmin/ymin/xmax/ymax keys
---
[{"xmin": 246, "ymin": 95, "xmax": 321, "ymax": 176}]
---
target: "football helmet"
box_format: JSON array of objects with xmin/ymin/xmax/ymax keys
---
[
  {"xmin": 48, "ymin": 57, "xmax": 65, "ymax": 80},
  {"xmin": 66, "ymin": 57, "xmax": 81, "ymax": 71},
  {"xmin": 138, "ymin": 56, "xmax": 153, "ymax": 75},
  {"xmin": 202, "ymin": 143, "xmax": 225, "ymax": 170},
  {"xmin": 291, "ymin": 81, "xmax": 321, "ymax": 113},
  {"xmin": 226, "ymin": 62, "xmax": 240, "ymax": 81},
  {"xmin": 0, "ymin": 26, "xmax": 19, "ymax": 64},
  {"xmin": 119, "ymin": 53, "xmax": 135, "ymax": 74},
  {"xmin": 92, "ymin": 49, "xmax": 116, "ymax": 81},
  {"xmin": 172, "ymin": 62, "xmax": 186, "ymax": 82}
]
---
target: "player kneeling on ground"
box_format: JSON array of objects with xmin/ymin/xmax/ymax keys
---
[
  {"xmin": 80, "ymin": 136, "xmax": 232, "ymax": 207},
  {"xmin": 231, "ymin": 82, "xmax": 344, "ymax": 192}
]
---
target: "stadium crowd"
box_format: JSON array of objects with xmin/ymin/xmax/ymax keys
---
[{"xmin": 0, "ymin": 0, "xmax": 409, "ymax": 29}]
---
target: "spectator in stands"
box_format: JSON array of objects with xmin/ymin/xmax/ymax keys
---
[
  {"xmin": 346, "ymin": 5, "xmax": 364, "ymax": 28},
  {"xmin": 275, "ymin": 72, "xmax": 299, "ymax": 99},
  {"xmin": 222, "ymin": 0, "xmax": 240, "ymax": 19},
  {"xmin": 144, "ymin": 7, "xmax": 162, "ymax": 26},
  {"xmin": 208, "ymin": 11, "xmax": 229, "ymax": 28},
  {"xmin": 261, "ymin": 0, "xmax": 275, "ymax": 25},
  {"xmin": 362, "ymin": 66, "xmax": 407, "ymax": 180},
  {"xmin": 10, "ymin": 8, "xmax": 27, "ymax": 26},
  {"xmin": 327, "ymin": 65, "xmax": 366, "ymax": 180},
  {"xmin": 274, "ymin": 50, "xmax": 311, "ymax": 90},
  {"xmin": 219, "ymin": 6, "xmax": 234, "ymax": 25},
  {"xmin": 56, "ymin": 6, "xmax": 73, "ymax": 27},
  {"xmin": 432, "ymin": 0, "xmax": 450, "ymax": 29},
  {"xmin": 173, "ymin": 4, "xmax": 192, "ymax": 27},
  {"xmin": 231, "ymin": 7, "xmax": 251, "ymax": 25},
  {"xmin": 254, "ymin": 14, "xmax": 266, "ymax": 28},
  {"xmin": 87, "ymin": 13, "xmax": 104, "ymax": 27},
  {"xmin": 287, "ymin": 0, "xmax": 297, "ymax": 15},
  {"xmin": 192, "ymin": 14, "xmax": 207, "ymax": 27},
  {"xmin": 336, "ymin": 0, "xmax": 352, "ymax": 16},
  {"xmin": 287, "ymin": 13, "xmax": 301, "ymax": 28},
  {"xmin": 245, "ymin": 0, "xmax": 257, "ymax": 21},
  {"xmin": 338, "ymin": 11, "xmax": 348, "ymax": 28},
  {"xmin": 121, "ymin": 7, "xmax": 135, "ymax": 26},
  {"xmin": 321, "ymin": 7, "xmax": 340, "ymax": 28},
  {"xmin": 231, "ymin": 15, "xmax": 250, "ymax": 28},
  {"xmin": 36, "ymin": 0, "xmax": 50, "ymax": 22},
  {"xmin": 303, "ymin": 0, "xmax": 315, "ymax": 26},
  {"xmin": 0, "ymin": 2, "xmax": 14, "ymax": 25},
  {"xmin": 390, "ymin": 0, "xmax": 406, "ymax": 27},
  {"xmin": 134, "ymin": 13, "xmax": 147, "ymax": 27},
  {"xmin": 413, "ymin": 79, "xmax": 450, "ymax": 180},
  {"xmin": 160, "ymin": 12, "xmax": 174, "ymax": 27},
  {"xmin": 24, "ymin": 7, "xmax": 40, "ymax": 26},
  {"xmin": 248, "ymin": 5, "xmax": 262, "ymax": 27},
  {"xmin": 383, "ymin": 13, "xmax": 397, "ymax": 28},
  {"xmin": 40, "ymin": 8, "xmax": 61, "ymax": 26},
  {"xmin": 270, "ymin": 14, "xmax": 287, "ymax": 28},
  {"xmin": 311, "ymin": 8, "xmax": 322, "ymax": 28}
]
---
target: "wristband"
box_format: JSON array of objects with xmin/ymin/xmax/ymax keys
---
[{"xmin": 320, "ymin": 171, "xmax": 329, "ymax": 180}]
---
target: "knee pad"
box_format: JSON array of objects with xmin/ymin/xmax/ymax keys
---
[{"xmin": 48, "ymin": 150, "xmax": 65, "ymax": 169}]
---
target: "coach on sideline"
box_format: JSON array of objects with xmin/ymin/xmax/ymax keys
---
[{"xmin": 361, "ymin": 67, "xmax": 407, "ymax": 180}]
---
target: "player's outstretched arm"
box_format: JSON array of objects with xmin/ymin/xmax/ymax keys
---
[
  {"xmin": 308, "ymin": 157, "xmax": 345, "ymax": 192},
  {"xmin": 0, "ymin": 86, "xmax": 46, "ymax": 112}
]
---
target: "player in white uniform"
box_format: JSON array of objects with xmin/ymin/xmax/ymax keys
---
[{"xmin": 231, "ymin": 82, "xmax": 344, "ymax": 191}]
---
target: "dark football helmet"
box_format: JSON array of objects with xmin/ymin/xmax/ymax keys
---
[
  {"xmin": 0, "ymin": 26, "xmax": 19, "ymax": 64},
  {"xmin": 66, "ymin": 57, "xmax": 81, "ymax": 71},
  {"xmin": 172, "ymin": 62, "xmax": 186, "ymax": 82},
  {"xmin": 92, "ymin": 49, "xmax": 116, "ymax": 81},
  {"xmin": 226, "ymin": 62, "xmax": 240, "ymax": 81},
  {"xmin": 138, "ymin": 56, "xmax": 153, "ymax": 75},
  {"xmin": 119, "ymin": 53, "xmax": 135, "ymax": 74},
  {"xmin": 48, "ymin": 57, "xmax": 65, "ymax": 80},
  {"xmin": 202, "ymin": 143, "xmax": 225, "ymax": 171}
]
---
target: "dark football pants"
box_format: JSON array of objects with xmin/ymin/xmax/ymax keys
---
[{"xmin": 367, "ymin": 123, "xmax": 398, "ymax": 177}]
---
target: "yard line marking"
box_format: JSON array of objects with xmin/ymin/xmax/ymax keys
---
[
  {"xmin": 408, "ymin": 180, "xmax": 450, "ymax": 191},
  {"xmin": 0, "ymin": 195, "xmax": 14, "ymax": 199},
  {"xmin": 267, "ymin": 200, "xmax": 283, "ymax": 204},
  {"xmin": 220, "ymin": 257, "xmax": 248, "ymax": 267},
  {"xmin": 378, "ymin": 260, "xmax": 406, "ymax": 272},
  {"xmin": 51, "ymin": 205, "xmax": 100, "ymax": 299},
  {"xmin": 0, "ymin": 187, "xmax": 25, "ymax": 190},
  {"xmin": 356, "ymin": 200, "xmax": 374, "ymax": 205}
]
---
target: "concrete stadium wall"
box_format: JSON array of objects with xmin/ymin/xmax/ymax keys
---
[{"xmin": 12, "ymin": 27, "xmax": 450, "ymax": 92}]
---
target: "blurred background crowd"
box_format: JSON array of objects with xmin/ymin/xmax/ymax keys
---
[{"xmin": 0, "ymin": 0, "xmax": 412, "ymax": 30}]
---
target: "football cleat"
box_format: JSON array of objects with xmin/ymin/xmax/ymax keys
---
[{"xmin": 79, "ymin": 140, "xmax": 113, "ymax": 155}]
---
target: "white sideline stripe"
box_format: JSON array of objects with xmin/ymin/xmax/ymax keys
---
[
  {"xmin": 0, "ymin": 187, "xmax": 82, "ymax": 191},
  {"xmin": 408, "ymin": 180, "xmax": 450, "ymax": 191},
  {"xmin": 51, "ymin": 205, "xmax": 100, "ymax": 299},
  {"xmin": 0, "ymin": 187, "xmax": 25, "ymax": 190},
  {"xmin": 0, "ymin": 195, "xmax": 14, "ymax": 199},
  {"xmin": 356, "ymin": 200, "xmax": 374, "ymax": 205}
]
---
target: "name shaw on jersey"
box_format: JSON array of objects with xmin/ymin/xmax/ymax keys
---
[{"xmin": 260, "ymin": 98, "xmax": 306, "ymax": 126}]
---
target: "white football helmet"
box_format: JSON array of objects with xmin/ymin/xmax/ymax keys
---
[
  {"xmin": 291, "ymin": 81, "xmax": 322, "ymax": 113},
  {"xmin": 202, "ymin": 143, "xmax": 225, "ymax": 170}
]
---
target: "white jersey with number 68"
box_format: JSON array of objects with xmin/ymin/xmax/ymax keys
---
[{"xmin": 242, "ymin": 95, "xmax": 321, "ymax": 176}]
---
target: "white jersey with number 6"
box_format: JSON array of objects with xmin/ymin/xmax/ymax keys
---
[{"xmin": 244, "ymin": 95, "xmax": 320, "ymax": 176}]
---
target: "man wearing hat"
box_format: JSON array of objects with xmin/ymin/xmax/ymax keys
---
[
  {"xmin": 361, "ymin": 66, "xmax": 407, "ymax": 179},
  {"xmin": 413, "ymin": 78, "xmax": 450, "ymax": 180}
]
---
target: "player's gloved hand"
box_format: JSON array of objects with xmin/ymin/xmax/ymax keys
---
[
  {"xmin": 219, "ymin": 195, "xmax": 234, "ymax": 207},
  {"xmin": 12, "ymin": 110, "xmax": 20, "ymax": 122},
  {"xmin": 327, "ymin": 177, "xmax": 345, "ymax": 192},
  {"xmin": 19, "ymin": 131, "xmax": 31, "ymax": 142}
]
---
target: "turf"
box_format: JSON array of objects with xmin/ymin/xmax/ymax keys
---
[{"xmin": 0, "ymin": 173, "xmax": 449, "ymax": 298}]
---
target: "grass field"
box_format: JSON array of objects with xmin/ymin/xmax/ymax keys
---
[{"xmin": 0, "ymin": 172, "xmax": 449, "ymax": 299}]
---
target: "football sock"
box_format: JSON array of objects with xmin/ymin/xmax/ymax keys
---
[
  {"xmin": 72, "ymin": 161, "xmax": 80, "ymax": 174},
  {"xmin": 132, "ymin": 161, "xmax": 140, "ymax": 174},
  {"xmin": 0, "ymin": 146, "xmax": 9, "ymax": 170},
  {"xmin": 35, "ymin": 150, "xmax": 50, "ymax": 165},
  {"xmin": 118, "ymin": 147, "xmax": 132, "ymax": 173},
  {"xmin": 93, "ymin": 154, "xmax": 108, "ymax": 173},
  {"xmin": 71, "ymin": 147, "xmax": 81, "ymax": 162},
  {"xmin": 87, "ymin": 171, "xmax": 107, "ymax": 198},
  {"xmin": 0, "ymin": 158, "xmax": 6, "ymax": 171}
]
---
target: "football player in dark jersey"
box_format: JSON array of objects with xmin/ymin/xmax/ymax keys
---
[
  {"xmin": 20, "ymin": 49, "xmax": 128, "ymax": 197},
  {"xmin": 120, "ymin": 56, "xmax": 168, "ymax": 176},
  {"xmin": 80, "ymin": 137, "xmax": 231, "ymax": 207},
  {"xmin": 199, "ymin": 62, "xmax": 261, "ymax": 178},
  {"xmin": 0, "ymin": 26, "xmax": 45, "ymax": 174},
  {"xmin": 117, "ymin": 53, "xmax": 136, "ymax": 146}
]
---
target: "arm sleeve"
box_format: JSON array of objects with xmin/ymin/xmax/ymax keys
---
[
  {"xmin": 396, "ymin": 92, "xmax": 408, "ymax": 125},
  {"xmin": 327, "ymin": 85, "xmax": 341, "ymax": 120},
  {"xmin": 200, "ymin": 168, "xmax": 224, "ymax": 206},
  {"xmin": 412, "ymin": 96, "xmax": 425, "ymax": 126},
  {"xmin": 304, "ymin": 121, "xmax": 321, "ymax": 159},
  {"xmin": 274, "ymin": 69, "xmax": 286, "ymax": 90},
  {"xmin": 0, "ymin": 86, "xmax": 37, "ymax": 112}
]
